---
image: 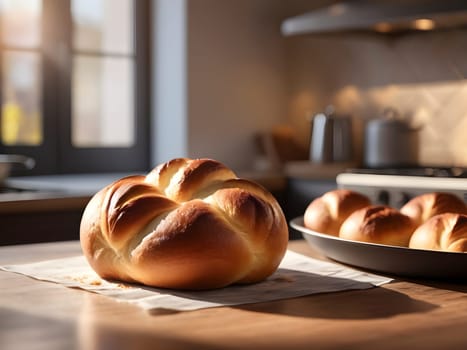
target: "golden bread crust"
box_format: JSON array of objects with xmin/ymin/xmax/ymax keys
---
[
  {"xmin": 80, "ymin": 158, "xmax": 288, "ymax": 290},
  {"xmin": 304, "ymin": 189, "xmax": 371, "ymax": 236},
  {"xmin": 400, "ymin": 192, "xmax": 467, "ymax": 226},
  {"xmin": 409, "ymin": 213, "xmax": 467, "ymax": 253},
  {"xmin": 339, "ymin": 205, "xmax": 416, "ymax": 247}
]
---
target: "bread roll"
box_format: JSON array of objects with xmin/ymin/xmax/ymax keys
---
[
  {"xmin": 339, "ymin": 205, "xmax": 416, "ymax": 247},
  {"xmin": 304, "ymin": 189, "xmax": 371, "ymax": 236},
  {"xmin": 409, "ymin": 213, "xmax": 467, "ymax": 253},
  {"xmin": 400, "ymin": 192, "xmax": 467, "ymax": 227},
  {"xmin": 80, "ymin": 158, "xmax": 288, "ymax": 290}
]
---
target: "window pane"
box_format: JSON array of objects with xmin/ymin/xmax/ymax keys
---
[
  {"xmin": 72, "ymin": 55, "xmax": 134, "ymax": 147},
  {"xmin": 1, "ymin": 51, "xmax": 42, "ymax": 145},
  {"xmin": 0, "ymin": 0, "xmax": 42, "ymax": 48},
  {"xmin": 71, "ymin": 0, "xmax": 133, "ymax": 54}
]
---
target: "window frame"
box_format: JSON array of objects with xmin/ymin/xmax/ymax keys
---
[{"xmin": 0, "ymin": 0, "xmax": 151, "ymax": 175}]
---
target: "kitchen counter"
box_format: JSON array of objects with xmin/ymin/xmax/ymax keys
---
[
  {"xmin": 1, "ymin": 170, "xmax": 287, "ymax": 213},
  {"xmin": 1, "ymin": 240, "xmax": 466, "ymax": 350},
  {"xmin": 0, "ymin": 162, "xmax": 348, "ymax": 213},
  {"xmin": 0, "ymin": 173, "xmax": 139, "ymax": 245},
  {"xmin": 0, "ymin": 173, "xmax": 134, "ymax": 213},
  {"xmin": 284, "ymin": 161, "xmax": 357, "ymax": 180}
]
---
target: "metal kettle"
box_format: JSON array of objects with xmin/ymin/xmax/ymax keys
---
[
  {"xmin": 364, "ymin": 108, "xmax": 419, "ymax": 168},
  {"xmin": 310, "ymin": 106, "xmax": 353, "ymax": 163}
]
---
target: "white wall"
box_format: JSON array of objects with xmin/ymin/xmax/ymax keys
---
[
  {"xmin": 186, "ymin": 0, "xmax": 287, "ymax": 171},
  {"xmin": 151, "ymin": 0, "xmax": 188, "ymax": 166},
  {"xmin": 151, "ymin": 0, "xmax": 287, "ymax": 171}
]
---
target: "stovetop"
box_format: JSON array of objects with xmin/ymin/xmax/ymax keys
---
[
  {"xmin": 346, "ymin": 167, "xmax": 467, "ymax": 178},
  {"xmin": 338, "ymin": 167, "xmax": 467, "ymax": 207}
]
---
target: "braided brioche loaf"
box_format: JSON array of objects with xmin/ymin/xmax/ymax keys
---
[{"xmin": 80, "ymin": 158, "xmax": 288, "ymax": 290}]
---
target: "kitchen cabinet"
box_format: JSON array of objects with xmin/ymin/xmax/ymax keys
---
[
  {"xmin": 0, "ymin": 208, "xmax": 85, "ymax": 246},
  {"xmin": 0, "ymin": 196, "xmax": 90, "ymax": 246},
  {"xmin": 285, "ymin": 178, "xmax": 336, "ymax": 239},
  {"xmin": 282, "ymin": 161, "xmax": 344, "ymax": 239},
  {"xmin": 0, "ymin": 173, "xmax": 124, "ymax": 246}
]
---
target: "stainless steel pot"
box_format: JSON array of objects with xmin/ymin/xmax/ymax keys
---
[
  {"xmin": 310, "ymin": 106, "xmax": 353, "ymax": 163},
  {"xmin": 0, "ymin": 154, "xmax": 35, "ymax": 183},
  {"xmin": 364, "ymin": 108, "xmax": 419, "ymax": 168}
]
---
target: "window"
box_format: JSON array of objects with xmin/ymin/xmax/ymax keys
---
[{"xmin": 0, "ymin": 0, "xmax": 150, "ymax": 175}]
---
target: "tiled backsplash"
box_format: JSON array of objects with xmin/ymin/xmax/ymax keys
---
[
  {"xmin": 334, "ymin": 80, "xmax": 467, "ymax": 166},
  {"xmin": 286, "ymin": 29, "xmax": 467, "ymax": 167}
]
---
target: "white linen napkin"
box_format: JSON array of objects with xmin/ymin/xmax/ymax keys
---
[{"xmin": 0, "ymin": 250, "xmax": 391, "ymax": 311}]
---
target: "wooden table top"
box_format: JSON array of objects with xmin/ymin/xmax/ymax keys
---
[{"xmin": 1, "ymin": 240, "xmax": 466, "ymax": 350}]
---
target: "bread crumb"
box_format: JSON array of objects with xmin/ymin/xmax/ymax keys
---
[
  {"xmin": 272, "ymin": 275, "xmax": 294, "ymax": 283},
  {"xmin": 69, "ymin": 275, "xmax": 102, "ymax": 286}
]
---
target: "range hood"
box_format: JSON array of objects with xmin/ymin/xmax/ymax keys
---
[{"xmin": 281, "ymin": 0, "xmax": 467, "ymax": 35}]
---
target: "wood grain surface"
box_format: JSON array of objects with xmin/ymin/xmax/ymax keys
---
[{"xmin": 1, "ymin": 240, "xmax": 466, "ymax": 350}]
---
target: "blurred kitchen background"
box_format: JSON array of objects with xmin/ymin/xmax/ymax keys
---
[{"xmin": 1, "ymin": 0, "xmax": 467, "ymax": 244}]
